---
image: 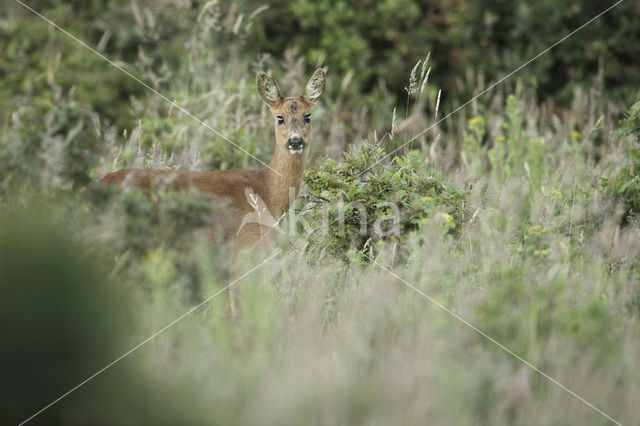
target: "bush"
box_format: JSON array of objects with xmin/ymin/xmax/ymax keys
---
[
  {"xmin": 1, "ymin": 1, "xmax": 145, "ymax": 128},
  {"xmin": 600, "ymin": 100, "xmax": 640, "ymax": 224},
  {"xmin": 247, "ymin": 0, "xmax": 640, "ymax": 107},
  {"xmin": 0, "ymin": 87, "xmax": 102, "ymax": 189},
  {"xmin": 301, "ymin": 143, "xmax": 468, "ymax": 259}
]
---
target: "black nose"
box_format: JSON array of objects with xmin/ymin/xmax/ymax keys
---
[{"xmin": 286, "ymin": 138, "xmax": 305, "ymax": 150}]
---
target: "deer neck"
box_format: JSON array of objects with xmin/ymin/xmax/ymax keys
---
[{"xmin": 264, "ymin": 143, "xmax": 305, "ymax": 217}]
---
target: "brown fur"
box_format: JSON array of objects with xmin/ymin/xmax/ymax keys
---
[{"xmin": 99, "ymin": 69, "xmax": 326, "ymax": 316}]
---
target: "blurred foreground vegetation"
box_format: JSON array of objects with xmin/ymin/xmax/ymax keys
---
[{"xmin": 1, "ymin": 1, "xmax": 640, "ymax": 425}]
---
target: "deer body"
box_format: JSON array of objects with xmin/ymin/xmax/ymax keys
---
[
  {"xmin": 100, "ymin": 148, "xmax": 303, "ymax": 239},
  {"xmin": 100, "ymin": 70, "xmax": 326, "ymax": 315}
]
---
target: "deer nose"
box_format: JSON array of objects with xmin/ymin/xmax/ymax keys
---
[{"xmin": 286, "ymin": 137, "xmax": 306, "ymax": 152}]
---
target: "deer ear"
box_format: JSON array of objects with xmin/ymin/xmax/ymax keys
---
[
  {"xmin": 302, "ymin": 68, "xmax": 326, "ymax": 104},
  {"xmin": 257, "ymin": 72, "xmax": 283, "ymax": 108}
]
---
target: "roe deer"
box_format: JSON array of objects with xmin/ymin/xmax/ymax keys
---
[{"xmin": 100, "ymin": 69, "xmax": 326, "ymax": 316}]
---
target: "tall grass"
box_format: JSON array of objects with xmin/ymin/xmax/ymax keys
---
[{"xmin": 1, "ymin": 2, "xmax": 639, "ymax": 425}]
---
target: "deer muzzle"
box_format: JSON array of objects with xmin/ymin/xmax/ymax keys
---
[{"xmin": 286, "ymin": 137, "xmax": 306, "ymax": 155}]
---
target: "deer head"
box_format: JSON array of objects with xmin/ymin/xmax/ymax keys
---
[{"xmin": 257, "ymin": 69, "xmax": 326, "ymax": 156}]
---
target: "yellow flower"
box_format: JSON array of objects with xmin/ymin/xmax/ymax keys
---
[
  {"xmin": 528, "ymin": 225, "xmax": 541, "ymax": 235},
  {"xmin": 435, "ymin": 212, "xmax": 455, "ymax": 228},
  {"xmin": 468, "ymin": 116, "xmax": 484, "ymax": 127},
  {"xmin": 534, "ymin": 249, "xmax": 550, "ymax": 257}
]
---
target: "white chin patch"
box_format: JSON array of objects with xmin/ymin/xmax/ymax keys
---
[{"xmin": 288, "ymin": 147, "xmax": 304, "ymax": 155}]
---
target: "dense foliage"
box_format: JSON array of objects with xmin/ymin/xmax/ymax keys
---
[
  {"xmin": 601, "ymin": 101, "xmax": 640, "ymax": 224},
  {"xmin": 4, "ymin": 0, "xmax": 639, "ymax": 133},
  {"xmin": 248, "ymin": 0, "xmax": 640, "ymax": 105},
  {"xmin": 302, "ymin": 144, "xmax": 467, "ymax": 258}
]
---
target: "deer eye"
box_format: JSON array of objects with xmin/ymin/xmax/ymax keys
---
[
  {"xmin": 277, "ymin": 116, "xmax": 285, "ymax": 125},
  {"xmin": 304, "ymin": 114, "xmax": 311, "ymax": 124}
]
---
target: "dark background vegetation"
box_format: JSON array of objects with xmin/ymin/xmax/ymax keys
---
[{"xmin": 3, "ymin": 0, "xmax": 639, "ymax": 130}]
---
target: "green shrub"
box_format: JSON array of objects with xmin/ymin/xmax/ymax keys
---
[
  {"xmin": 0, "ymin": 88, "xmax": 102, "ymax": 189},
  {"xmin": 1, "ymin": 1, "xmax": 145, "ymax": 128},
  {"xmin": 247, "ymin": 0, "xmax": 640, "ymax": 106},
  {"xmin": 600, "ymin": 100, "xmax": 640, "ymax": 224},
  {"xmin": 301, "ymin": 143, "xmax": 468, "ymax": 259}
]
